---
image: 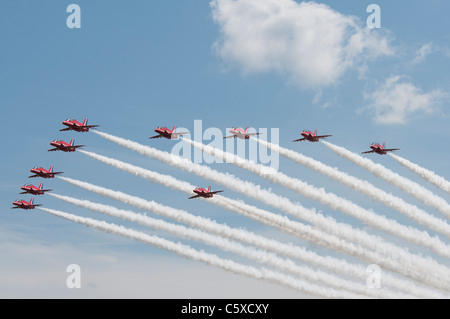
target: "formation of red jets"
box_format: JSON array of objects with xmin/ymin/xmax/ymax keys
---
[
  {"xmin": 12, "ymin": 120, "xmax": 399, "ymax": 209},
  {"xmin": 12, "ymin": 118, "xmax": 98, "ymax": 210}
]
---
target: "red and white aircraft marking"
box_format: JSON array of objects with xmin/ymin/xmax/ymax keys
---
[
  {"xmin": 293, "ymin": 129, "xmax": 332, "ymax": 142},
  {"xmin": 20, "ymin": 183, "xmax": 52, "ymax": 195},
  {"xmin": 11, "ymin": 198, "xmax": 41, "ymax": 210},
  {"xmin": 224, "ymin": 126, "xmax": 261, "ymax": 140},
  {"xmin": 29, "ymin": 165, "xmax": 63, "ymax": 179},
  {"xmin": 48, "ymin": 139, "xmax": 84, "ymax": 152},
  {"xmin": 362, "ymin": 142, "xmax": 399, "ymax": 155},
  {"xmin": 149, "ymin": 126, "xmax": 188, "ymax": 140},
  {"xmin": 188, "ymin": 186, "xmax": 224, "ymax": 199},
  {"xmin": 60, "ymin": 118, "xmax": 99, "ymax": 132}
]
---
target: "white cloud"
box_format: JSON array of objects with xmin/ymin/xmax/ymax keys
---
[
  {"xmin": 210, "ymin": 0, "xmax": 393, "ymax": 88},
  {"xmin": 364, "ymin": 75, "xmax": 448, "ymax": 124},
  {"xmin": 412, "ymin": 42, "xmax": 433, "ymax": 64}
]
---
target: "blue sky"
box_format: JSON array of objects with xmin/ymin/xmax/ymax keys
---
[{"xmin": 1, "ymin": 0, "xmax": 449, "ymax": 298}]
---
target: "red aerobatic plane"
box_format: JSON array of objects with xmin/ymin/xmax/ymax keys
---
[
  {"xmin": 60, "ymin": 118, "xmax": 99, "ymax": 132},
  {"xmin": 224, "ymin": 126, "xmax": 261, "ymax": 140},
  {"xmin": 188, "ymin": 186, "xmax": 224, "ymax": 199},
  {"xmin": 149, "ymin": 125, "xmax": 188, "ymax": 140},
  {"xmin": 11, "ymin": 198, "xmax": 41, "ymax": 210},
  {"xmin": 362, "ymin": 142, "xmax": 400, "ymax": 155},
  {"xmin": 293, "ymin": 129, "xmax": 332, "ymax": 142},
  {"xmin": 20, "ymin": 183, "xmax": 52, "ymax": 195},
  {"xmin": 29, "ymin": 165, "xmax": 63, "ymax": 179},
  {"xmin": 48, "ymin": 138, "xmax": 84, "ymax": 152}
]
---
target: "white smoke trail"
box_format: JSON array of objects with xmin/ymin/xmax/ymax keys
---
[
  {"xmin": 38, "ymin": 207, "xmax": 360, "ymax": 298},
  {"xmin": 77, "ymin": 150, "xmax": 445, "ymax": 297},
  {"xmin": 58, "ymin": 175, "xmax": 450, "ymax": 292},
  {"xmin": 255, "ymin": 139, "xmax": 450, "ymax": 239},
  {"xmin": 323, "ymin": 141, "xmax": 450, "ymax": 219},
  {"xmin": 183, "ymin": 137, "xmax": 450, "ymax": 258},
  {"xmin": 78, "ymin": 150, "xmax": 366, "ymax": 262},
  {"xmin": 390, "ymin": 153, "xmax": 450, "ymax": 196},
  {"xmin": 50, "ymin": 193, "xmax": 407, "ymax": 298}
]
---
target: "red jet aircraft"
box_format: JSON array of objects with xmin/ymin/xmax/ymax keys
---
[
  {"xmin": 20, "ymin": 183, "xmax": 52, "ymax": 195},
  {"xmin": 149, "ymin": 126, "xmax": 188, "ymax": 140},
  {"xmin": 188, "ymin": 186, "xmax": 224, "ymax": 199},
  {"xmin": 11, "ymin": 198, "xmax": 41, "ymax": 210},
  {"xmin": 48, "ymin": 138, "xmax": 84, "ymax": 152},
  {"xmin": 362, "ymin": 142, "xmax": 399, "ymax": 155},
  {"xmin": 224, "ymin": 126, "xmax": 261, "ymax": 140},
  {"xmin": 293, "ymin": 129, "xmax": 332, "ymax": 142},
  {"xmin": 60, "ymin": 118, "xmax": 99, "ymax": 132},
  {"xmin": 29, "ymin": 165, "xmax": 63, "ymax": 179}
]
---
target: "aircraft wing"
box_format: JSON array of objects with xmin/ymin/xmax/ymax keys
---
[
  {"xmin": 223, "ymin": 135, "xmax": 236, "ymax": 139},
  {"xmin": 48, "ymin": 148, "xmax": 58, "ymax": 152},
  {"xmin": 316, "ymin": 135, "xmax": 332, "ymax": 139},
  {"xmin": 293, "ymin": 138, "xmax": 307, "ymax": 142},
  {"xmin": 52, "ymin": 172, "xmax": 63, "ymax": 175},
  {"xmin": 188, "ymin": 194, "xmax": 201, "ymax": 199},
  {"xmin": 83, "ymin": 125, "xmax": 99, "ymax": 129},
  {"xmin": 149, "ymin": 134, "xmax": 163, "ymax": 139},
  {"xmin": 171, "ymin": 132, "xmax": 188, "ymax": 137},
  {"xmin": 72, "ymin": 145, "xmax": 85, "ymax": 149},
  {"xmin": 11, "ymin": 206, "xmax": 19, "ymax": 209},
  {"xmin": 384, "ymin": 148, "xmax": 400, "ymax": 152},
  {"xmin": 245, "ymin": 133, "xmax": 261, "ymax": 137},
  {"xmin": 59, "ymin": 128, "xmax": 71, "ymax": 132},
  {"xmin": 208, "ymin": 190, "xmax": 224, "ymax": 195},
  {"xmin": 19, "ymin": 191, "xmax": 28, "ymax": 194},
  {"xmin": 28, "ymin": 174, "xmax": 38, "ymax": 178},
  {"xmin": 170, "ymin": 132, "xmax": 189, "ymax": 140},
  {"xmin": 362, "ymin": 150, "xmax": 376, "ymax": 154}
]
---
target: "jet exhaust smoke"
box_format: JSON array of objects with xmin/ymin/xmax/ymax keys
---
[
  {"xmin": 77, "ymin": 149, "xmax": 443, "ymax": 297},
  {"xmin": 92, "ymin": 131, "xmax": 450, "ymax": 291},
  {"xmin": 50, "ymin": 193, "xmax": 409, "ymax": 298},
  {"xmin": 390, "ymin": 153, "xmax": 450, "ymax": 196},
  {"xmin": 256, "ymin": 139, "xmax": 450, "ymax": 240},
  {"xmin": 38, "ymin": 206, "xmax": 364, "ymax": 298},
  {"xmin": 323, "ymin": 141, "xmax": 450, "ymax": 219},
  {"xmin": 58, "ymin": 174, "xmax": 450, "ymax": 292},
  {"xmin": 182, "ymin": 137, "xmax": 450, "ymax": 259}
]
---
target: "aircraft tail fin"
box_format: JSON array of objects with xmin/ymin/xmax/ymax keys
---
[
  {"xmin": 70, "ymin": 138, "xmax": 74, "ymax": 146},
  {"xmin": 245, "ymin": 126, "xmax": 248, "ymax": 133},
  {"xmin": 314, "ymin": 129, "xmax": 317, "ymax": 136},
  {"xmin": 382, "ymin": 142, "xmax": 385, "ymax": 149},
  {"xmin": 208, "ymin": 186, "xmax": 211, "ymax": 193},
  {"xmin": 83, "ymin": 118, "xmax": 88, "ymax": 126},
  {"xmin": 49, "ymin": 165, "xmax": 53, "ymax": 173},
  {"xmin": 30, "ymin": 198, "xmax": 34, "ymax": 205},
  {"xmin": 172, "ymin": 125, "xmax": 176, "ymax": 132},
  {"xmin": 38, "ymin": 183, "xmax": 43, "ymax": 189}
]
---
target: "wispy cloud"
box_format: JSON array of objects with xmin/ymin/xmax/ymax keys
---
[
  {"xmin": 210, "ymin": 0, "xmax": 393, "ymax": 88},
  {"xmin": 411, "ymin": 42, "xmax": 434, "ymax": 64},
  {"xmin": 363, "ymin": 75, "xmax": 448, "ymax": 124}
]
